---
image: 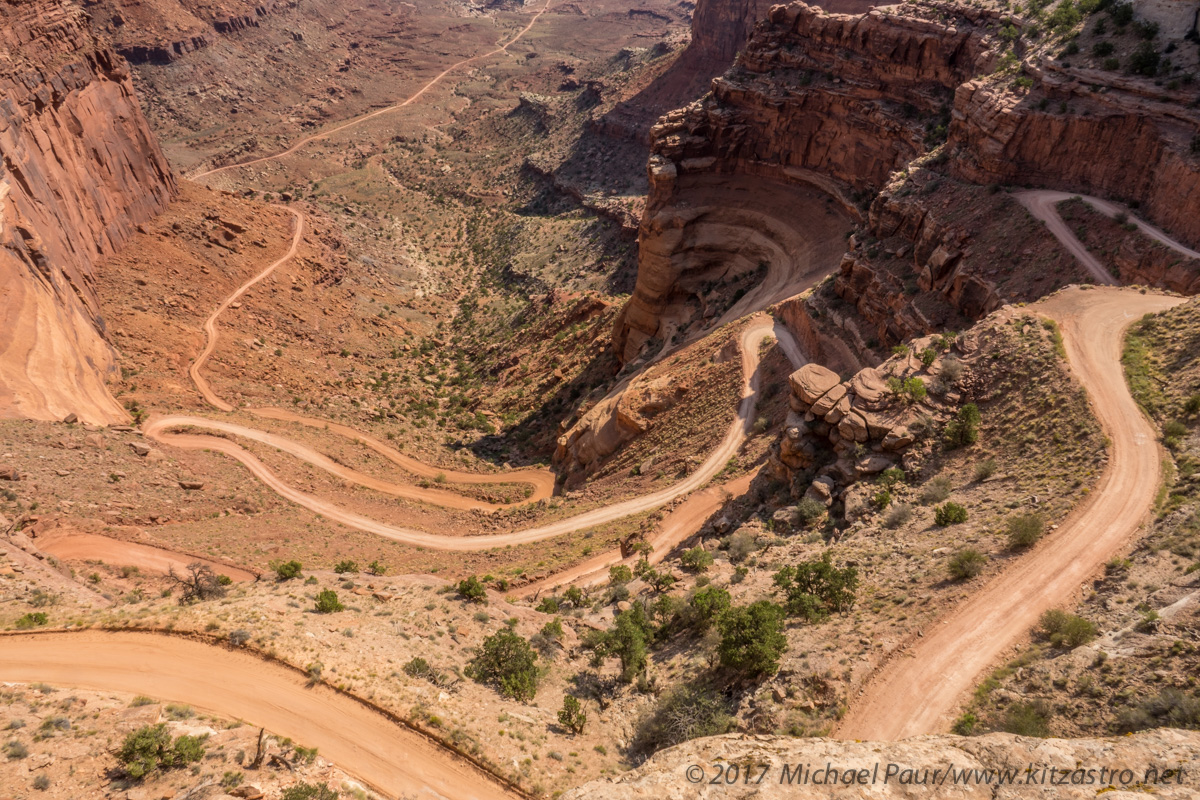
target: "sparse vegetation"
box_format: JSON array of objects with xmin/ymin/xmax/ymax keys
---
[
  {"xmin": 118, "ymin": 724, "xmax": 207, "ymax": 779},
  {"xmin": 948, "ymin": 548, "xmax": 987, "ymax": 581},
  {"xmin": 934, "ymin": 501, "xmax": 968, "ymax": 526},
  {"xmin": 467, "ymin": 629, "xmax": 539, "ymax": 701}
]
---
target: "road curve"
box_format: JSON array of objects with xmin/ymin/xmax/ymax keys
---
[
  {"xmin": 0, "ymin": 630, "xmax": 518, "ymax": 800},
  {"xmin": 837, "ymin": 285, "xmax": 1184, "ymax": 741},
  {"xmin": 148, "ymin": 319, "xmax": 797, "ymax": 550},
  {"xmin": 193, "ymin": 0, "xmax": 555, "ymax": 179},
  {"xmin": 1015, "ymin": 190, "xmax": 1200, "ymax": 286}
]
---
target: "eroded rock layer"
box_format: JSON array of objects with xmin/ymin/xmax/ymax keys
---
[{"xmin": 1, "ymin": 0, "xmax": 176, "ymax": 424}]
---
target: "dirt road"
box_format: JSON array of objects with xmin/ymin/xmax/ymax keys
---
[
  {"xmin": 193, "ymin": 0, "xmax": 555, "ymax": 179},
  {"xmin": 150, "ymin": 318, "xmax": 802, "ymax": 550},
  {"xmin": 0, "ymin": 630, "xmax": 519, "ymax": 800},
  {"xmin": 837, "ymin": 286, "xmax": 1184, "ymax": 740},
  {"xmin": 33, "ymin": 531, "xmax": 257, "ymax": 582}
]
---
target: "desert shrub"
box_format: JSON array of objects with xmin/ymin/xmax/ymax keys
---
[
  {"xmin": 877, "ymin": 467, "xmax": 907, "ymax": 489},
  {"xmin": 717, "ymin": 601, "xmax": 788, "ymax": 677},
  {"xmin": 32, "ymin": 774, "xmax": 50, "ymax": 790},
  {"xmin": 457, "ymin": 576, "xmax": 487, "ymax": 604},
  {"xmin": 535, "ymin": 596, "xmax": 560, "ymax": 613},
  {"xmin": 228, "ymin": 629, "xmax": 252, "ymax": 647},
  {"xmin": 314, "ymin": 590, "xmax": 343, "ymax": 614},
  {"xmin": 281, "ymin": 783, "xmax": 339, "ymax": 800},
  {"xmin": 1108, "ymin": 1, "xmax": 1133, "ymax": 25},
  {"xmin": 169, "ymin": 562, "xmax": 226, "ymax": 605},
  {"xmin": 944, "ymin": 403, "xmax": 981, "ymax": 449},
  {"xmin": 118, "ymin": 724, "xmax": 206, "ymax": 779},
  {"xmin": 588, "ymin": 605, "xmax": 655, "ymax": 683},
  {"xmin": 680, "ymin": 547, "xmax": 714, "ymax": 573},
  {"xmin": 367, "ymin": 560, "xmax": 388, "ymax": 576},
  {"xmin": 467, "ymin": 629, "xmax": 539, "ymax": 701},
  {"xmin": 1114, "ymin": 689, "xmax": 1200, "ymax": 733},
  {"xmin": 333, "ymin": 560, "xmax": 358, "ymax": 574},
  {"xmin": 919, "ymin": 348, "xmax": 937, "ymax": 367},
  {"xmin": 948, "ymin": 549, "xmax": 987, "ymax": 581},
  {"xmin": 1092, "ymin": 40, "xmax": 1115, "ymax": 57},
  {"xmin": 1006, "ymin": 512, "xmax": 1045, "ymax": 549},
  {"xmin": 940, "ymin": 357, "xmax": 964, "ymax": 384},
  {"xmin": 997, "ymin": 702, "xmax": 1051, "ymax": 737},
  {"xmin": 884, "ymin": 503, "xmax": 913, "ymax": 529},
  {"xmin": 934, "ymin": 502, "xmax": 968, "ymax": 526},
  {"xmin": 14, "ymin": 612, "xmax": 48, "ymax": 629},
  {"xmin": 1163, "ymin": 419, "xmax": 1188, "ymax": 449},
  {"xmin": 632, "ymin": 685, "xmax": 733, "ymax": 756},
  {"xmin": 919, "ymin": 476, "xmax": 953, "ymax": 504},
  {"xmin": 558, "ymin": 695, "xmax": 586, "ymax": 734},
  {"xmin": 1039, "ymin": 608, "xmax": 1098, "ymax": 647},
  {"xmin": 872, "ymin": 489, "xmax": 892, "ymax": 510},
  {"xmin": 1048, "ymin": 0, "xmax": 1081, "ymax": 31},
  {"xmin": 686, "ymin": 585, "xmax": 731, "ymax": 631},
  {"xmin": 725, "ymin": 530, "xmax": 760, "ymax": 563},
  {"xmin": 794, "ymin": 497, "xmax": 826, "ymax": 526},
  {"xmin": 1129, "ymin": 41, "xmax": 1160, "ymax": 76},
  {"xmin": 4, "ymin": 739, "xmax": 28, "ymax": 759},
  {"xmin": 773, "ymin": 552, "xmax": 858, "ymax": 621},
  {"xmin": 608, "ymin": 564, "xmax": 633, "ymax": 585},
  {"xmin": 973, "ymin": 458, "xmax": 998, "ymax": 482},
  {"xmin": 888, "ymin": 376, "xmax": 927, "ymax": 404},
  {"xmin": 273, "ymin": 560, "xmax": 303, "ymax": 581},
  {"xmin": 952, "ymin": 712, "xmax": 978, "ymax": 735}
]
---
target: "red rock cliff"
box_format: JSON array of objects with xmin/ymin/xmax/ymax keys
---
[{"xmin": 1, "ymin": 0, "xmax": 176, "ymax": 423}]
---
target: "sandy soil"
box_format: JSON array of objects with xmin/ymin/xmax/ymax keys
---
[
  {"xmin": 838, "ymin": 285, "xmax": 1185, "ymax": 740},
  {"xmin": 33, "ymin": 529, "xmax": 257, "ymax": 582},
  {"xmin": 0, "ymin": 630, "xmax": 519, "ymax": 800}
]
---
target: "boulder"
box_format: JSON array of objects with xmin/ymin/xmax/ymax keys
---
[
  {"xmin": 62, "ymin": 413, "xmax": 79, "ymax": 424},
  {"xmin": 771, "ymin": 507, "xmax": 799, "ymax": 533},
  {"xmin": 805, "ymin": 476, "xmax": 834, "ymax": 507},
  {"xmin": 178, "ymin": 481, "xmax": 205, "ymax": 491},
  {"xmin": 837, "ymin": 411, "xmax": 869, "ymax": 443},
  {"xmin": 849, "ymin": 367, "xmax": 890, "ymax": 410},
  {"xmin": 129, "ymin": 442, "xmax": 152, "ymax": 457},
  {"xmin": 809, "ymin": 383, "xmax": 846, "ymax": 416},
  {"xmin": 882, "ymin": 427, "xmax": 915, "ymax": 450},
  {"xmin": 855, "ymin": 454, "xmax": 896, "ymax": 475},
  {"xmin": 0, "ymin": 466, "xmax": 18, "ymax": 481},
  {"xmin": 825, "ymin": 393, "xmax": 851, "ymax": 425},
  {"xmin": 84, "ymin": 433, "xmax": 105, "ymax": 449},
  {"xmin": 789, "ymin": 364, "xmax": 840, "ymax": 405}
]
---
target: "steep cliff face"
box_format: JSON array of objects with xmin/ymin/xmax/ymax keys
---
[
  {"xmin": 950, "ymin": 63, "xmax": 1200, "ymax": 245},
  {"xmin": 1, "ymin": 0, "xmax": 176, "ymax": 424},
  {"xmin": 613, "ymin": 2, "xmax": 1000, "ymax": 360}
]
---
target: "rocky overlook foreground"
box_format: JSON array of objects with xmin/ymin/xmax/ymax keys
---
[
  {"xmin": 566, "ymin": 730, "xmax": 1200, "ymax": 799},
  {"xmin": 0, "ymin": 0, "xmax": 175, "ymax": 425}
]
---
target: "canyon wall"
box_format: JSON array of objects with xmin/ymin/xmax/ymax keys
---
[
  {"xmin": 1, "ymin": 0, "xmax": 176, "ymax": 424},
  {"xmin": 87, "ymin": 0, "xmax": 293, "ymax": 64},
  {"xmin": 613, "ymin": 1, "xmax": 998, "ymax": 360},
  {"xmin": 615, "ymin": 0, "xmax": 1200, "ymax": 361}
]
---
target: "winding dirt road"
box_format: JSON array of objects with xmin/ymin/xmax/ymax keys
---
[
  {"xmin": 1015, "ymin": 190, "xmax": 1200, "ymax": 286},
  {"xmin": 838, "ymin": 285, "xmax": 1184, "ymax": 740},
  {"xmin": 193, "ymin": 0, "xmax": 555, "ymax": 179},
  {"xmin": 148, "ymin": 318, "xmax": 801, "ymax": 550},
  {"xmin": 0, "ymin": 631, "xmax": 519, "ymax": 800}
]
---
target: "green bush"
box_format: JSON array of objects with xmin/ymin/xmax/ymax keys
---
[
  {"xmin": 948, "ymin": 549, "xmax": 987, "ymax": 581},
  {"xmin": 589, "ymin": 605, "xmax": 654, "ymax": 683},
  {"xmin": 1039, "ymin": 608, "xmax": 1098, "ymax": 647},
  {"xmin": 558, "ymin": 695, "xmax": 586, "ymax": 734},
  {"xmin": 273, "ymin": 560, "xmax": 303, "ymax": 581},
  {"xmin": 14, "ymin": 612, "xmax": 48, "ymax": 629},
  {"xmin": 773, "ymin": 552, "xmax": 858, "ymax": 621},
  {"xmin": 998, "ymin": 702, "xmax": 1051, "ymax": 737},
  {"xmin": 1129, "ymin": 41, "xmax": 1160, "ymax": 76},
  {"xmin": 457, "ymin": 575, "xmax": 487, "ymax": 604},
  {"xmin": 467, "ymin": 629, "xmax": 539, "ymax": 701},
  {"xmin": 1048, "ymin": 0, "xmax": 1082, "ymax": 31},
  {"xmin": 1092, "ymin": 40, "xmax": 1115, "ymax": 57},
  {"xmin": 794, "ymin": 497, "xmax": 827, "ymax": 526},
  {"xmin": 680, "ymin": 547, "xmax": 714, "ymax": 573},
  {"xmin": 1006, "ymin": 512, "xmax": 1045, "ymax": 549},
  {"xmin": 535, "ymin": 596, "xmax": 560, "ymax": 613},
  {"xmin": 280, "ymin": 783, "xmax": 339, "ymax": 800},
  {"xmin": 934, "ymin": 502, "xmax": 968, "ymax": 526},
  {"xmin": 333, "ymin": 560, "xmax": 358, "ymax": 574},
  {"xmin": 944, "ymin": 404, "xmax": 981, "ymax": 449},
  {"xmin": 608, "ymin": 564, "xmax": 633, "ymax": 585},
  {"xmin": 686, "ymin": 585, "xmax": 731, "ymax": 631},
  {"xmin": 717, "ymin": 601, "xmax": 787, "ymax": 677},
  {"xmin": 118, "ymin": 724, "xmax": 207, "ymax": 780},
  {"xmin": 888, "ymin": 376, "xmax": 927, "ymax": 405},
  {"xmin": 314, "ymin": 590, "xmax": 343, "ymax": 614}
]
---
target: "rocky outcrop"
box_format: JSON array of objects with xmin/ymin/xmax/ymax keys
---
[
  {"xmin": 1, "ymin": 0, "xmax": 175, "ymax": 424},
  {"xmin": 950, "ymin": 62, "xmax": 1200, "ymax": 247},
  {"xmin": 564, "ymin": 729, "xmax": 1200, "ymax": 799},
  {"xmin": 613, "ymin": 2, "xmax": 1001, "ymax": 361},
  {"xmin": 90, "ymin": 0, "xmax": 293, "ymax": 64}
]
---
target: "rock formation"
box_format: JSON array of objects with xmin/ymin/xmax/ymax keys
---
[
  {"xmin": 615, "ymin": 0, "xmax": 1200, "ymax": 360},
  {"xmin": 564, "ymin": 729, "xmax": 1200, "ymax": 799},
  {"xmin": 1, "ymin": 0, "xmax": 176, "ymax": 424},
  {"xmin": 87, "ymin": 0, "xmax": 293, "ymax": 64}
]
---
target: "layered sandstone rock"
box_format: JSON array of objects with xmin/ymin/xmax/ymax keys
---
[
  {"xmin": 1, "ymin": 0, "xmax": 175, "ymax": 424},
  {"xmin": 564, "ymin": 729, "xmax": 1200, "ymax": 799},
  {"xmin": 87, "ymin": 0, "xmax": 292, "ymax": 64}
]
